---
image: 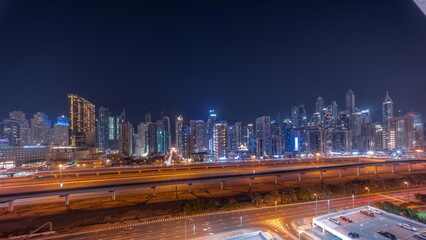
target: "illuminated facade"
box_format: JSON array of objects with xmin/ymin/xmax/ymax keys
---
[
  {"xmin": 213, "ymin": 122, "xmax": 228, "ymax": 160},
  {"xmin": 52, "ymin": 115, "xmax": 69, "ymax": 146},
  {"xmin": 68, "ymin": 94, "xmax": 96, "ymax": 147},
  {"xmin": 382, "ymin": 91, "xmax": 394, "ymax": 127}
]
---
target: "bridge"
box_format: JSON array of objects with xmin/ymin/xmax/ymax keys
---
[{"xmin": 1, "ymin": 159, "xmax": 424, "ymax": 212}]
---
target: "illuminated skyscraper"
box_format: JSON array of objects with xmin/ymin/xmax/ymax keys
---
[
  {"xmin": 9, "ymin": 111, "xmax": 29, "ymax": 145},
  {"xmin": 30, "ymin": 112, "xmax": 51, "ymax": 145},
  {"xmin": 255, "ymin": 115, "xmax": 271, "ymax": 158},
  {"xmin": 213, "ymin": 122, "xmax": 228, "ymax": 160},
  {"xmin": 206, "ymin": 110, "xmax": 218, "ymax": 153},
  {"xmin": 108, "ymin": 109, "xmax": 125, "ymax": 150},
  {"xmin": 68, "ymin": 94, "xmax": 96, "ymax": 147},
  {"xmin": 52, "ymin": 115, "xmax": 69, "ymax": 146},
  {"xmin": 382, "ymin": 91, "xmax": 394, "ymax": 127},
  {"xmin": 175, "ymin": 115, "xmax": 184, "ymax": 153},
  {"xmin": 315, "ymin": 97, "xmax": 324, "ymax": 114},
  {"xmin": 345, "ymin": 89, "xmax": 356, "ymax": 114},
  {"xmin": 120, "ymin": 121, "xmax": 133, "ymax": 156},
  {"xmin": 195, "ymin": 120, "xmax": 206, "ymax": 152},
  {"xmin": 291, "ymin": 104, "xmax": 307, "ymax": 128},
  {"xmin": 0, "ymin": 119, "xmax": 20, "ymax": 146},
  {"xmin": 97, "ymin": 106, "xmax": 111, "ymax": 150},
  {"xmin": 390, "ymin": 115, "xmax": 414, "ymax": 150}
]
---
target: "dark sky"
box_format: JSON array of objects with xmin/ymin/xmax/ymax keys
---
[{"xmin": 1, "ymin": 0, "xmax": 426, "ymax": 125}]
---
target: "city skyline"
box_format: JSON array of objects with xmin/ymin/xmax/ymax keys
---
[{"xmin": 1, "ymin": 0, "xmax": 426, "ymax": 124}]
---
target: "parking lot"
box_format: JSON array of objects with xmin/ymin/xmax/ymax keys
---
[{"xmin": 312, "ymin": 206, "xmax": 426, "ymax": 240}]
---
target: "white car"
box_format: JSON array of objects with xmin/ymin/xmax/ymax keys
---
[
  {"xmin": 368, "ymin": 208, "xmax": 383, "ymax": 215},
  {"xmin": 417, "ymin": 233, "xmax": 426, "ymax": 240},
  {"xmin": 329, "ymin": 217, "xmax": 341, "ymax": 225},
  {"xmin": 398, "ymin": 223, "xmax": 417, "ymax": 232}
]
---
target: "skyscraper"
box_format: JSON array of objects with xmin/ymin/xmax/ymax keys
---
[
  {"xmin": 213, "ymin": 122, "xmax": 228, "ymax": 160},
  {"xmin": 9, "ymin": 111, "xmax": 29, "ymax": 145},
  {"xmin": 390, "ymin": 115, "xmax": 414, "ymax": 150},
  {"xmin": 0, "ymin": 119, "xmax": 20, "ymax": 146},
  {"xmin": 206, "ymin": 110, "xmax": 218, "ymax": 153},
  {"xmin": 97, "ymin": 107, "xmax": 111, "ymax": 150},
  {"xmin": 108, "ymin": 110, "xmax": 125, "ymax": 151},
  {"xmin": 175, "ymin": 115, "xmax": 184, "ymax": 153},
  {"xmin": 120, "ymin": 121, "xmax": 133, "ymax": 156},
  {"xmin": 195, "ymin": 120, "xmax": 206, "ymax": 152},
  {"xmin": 30, "ymin": 112, "xmax": 51, "ymax": 145},
  {"xmin": 255, "ymin": 115, "xmax": 271, "ymax": 158},
  {"xmin": 315, "ymin": 97, "xmax": 324, "ymax": 114},
  {"xmin": 382, "ymin": 91, "xmax": 394, "ymax": 127},
  {"xmin": 68, "ymin": 94, "xmax": 96, "ymax": 147},
  {"xmin": 52, "ymin": 115, "xmax": 69, "ymax": 146},
  {"xmin": 345, "ymin": 89, "xmax": 356, "ymax": 114},
  {"xmin": 291, "ymin": 104, "xmax": 307, "ymax": 128}
]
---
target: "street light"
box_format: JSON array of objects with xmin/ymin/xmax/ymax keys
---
[
  {"xmin": 352, "ymin": 194, "xmax": 355, "ymax": 209},
  {"xmin": 184, "ymin": 219, "xmax": 187, "ymax": 240},
  {"xmin": 240, "ymin": 216, "xmax": 243, "ymax": 240},
  {"xmin": 404, "ymin": 181, "xmax": 409, "ymax": 203},
  {"xmin": 58, "ymin": 164, "xmax": 63, "ymax": 179},
  {"xmin": 365, "ymin": 187, "xmax": 370, "ymax": 206},
  {"xmin": 314, "ymin": 193, "xmax": 318, "ymax": 216},
  {"xmin": 327, "ymin": 199, "xmax": 330, "ymax": 213}
]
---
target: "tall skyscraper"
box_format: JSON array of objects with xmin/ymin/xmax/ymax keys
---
[
  {"xmin": 291, "ymin": 104, "xmax": 307, "ymax": 128},
  {"xmin": 213, "ymin": 122, "xmax": 228, "ymax": 160},
  {"xmin": 97, "ymin": 107, "xmax": 111, "ymax": 150},
  {"xmin": 195, "ymin": 120, "xmax": 206, "ymax": 152},
  {"xmin": 390, "ymin": 115, "xmax": 414, "ymax": 150},
  {"xmin": 30, "ymin": 112, "xmax": 51, "ymax": 145},
  {"xmin": 9, "ymin": 111, "xmax": 29, "ymax": 145},
  {"xmin": 175, "ymin": 115, "xmax": 184, "ymax": 153},
  {"xmin": 315, "ymin": 97, "xmax": 324, "ymax": 114},
  {"xmin": 206, "ymin": 110, "xmax": 218, "ymax": 153},
  {"xmin": 120, "ymin": 121, "xmax": 133, "ymax": 156},
  {"xmin": 52, "ymin": 115, "xmax": 69, "ymax": 146},
  {"xmin": 108, "ymin": 109, "xmax": 125, "ymax": 150},
  {"xmin": 382, "ymin": 91, "xmax": 394, "ymax": 127},
  {"xmin": 68, "ymin": 94, "xmax": 96, "ymax": 147},
  {"xmin": 0, "ymin": 119, "xmax": 20, "ymax": 146},
  {"xmin": 255, "ymin": 115, "xmax": 271, "ymax": 158},
  {"xmin": 156, "ymin": 118, "xmax": 169, "ymax": 154},
  {"xmin": 345, "ymin": 89, "xmax": 356, "ymax": 114}
]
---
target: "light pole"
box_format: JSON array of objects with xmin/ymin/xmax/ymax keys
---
[
  {"xmin": 327, "ymin": 199, "xmax": 330, "ymax": 213},
  {"xmin": 58, "ymin": 164, "xmax": 63, "ymax": 179},
  {"xmin": 352, "ymin": 194, "xmax": 355, "ymax": 209},
  {"xmin": 298, "ymin": 229, "xmax": 302, "ymax": 240},
  {"xmin": 240, "ymin": 216, "xmax": 243, "ymax": 240},
  {"xmin": 275, "ymin": 201, "xmax": 278, "ymax": 215},
  {"xmin": 184, "ymin": 220, "xmax": 187, "ymax": 240},
  {"xmin": 365, "ymin": 187, "xmax": 370, "ymax": 206},
  {"xmin": 192, "ymin": 224, "xmax": 196, "ymax": 236},
  {"xmin": 314, "ymin": 193, "xmax": 318, "ymax": 216},
  {"xmin": 404, "ymin": 181, "xmax": 409, "ymax": 203}
]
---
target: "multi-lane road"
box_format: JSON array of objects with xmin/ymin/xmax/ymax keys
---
[
  {"xmin": 1, "ymin": 159, "xmax": 424, "ymax": 209},
  {"xmin": 37, "ymin": 188, "xmax": 426, "ymax": 240}
]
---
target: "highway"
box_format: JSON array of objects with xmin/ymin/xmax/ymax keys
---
[
  {"xmin": 0, "ymin": 160, "xmax": 424, "ymax": 209},
  {"xmin": 38, "ymin": 188, "xmax": 426, "ymax": 240}
]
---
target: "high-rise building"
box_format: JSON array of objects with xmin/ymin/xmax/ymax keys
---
[
  {"xmin": 156, "ymin": 118, "xmax": 170, "ymax": 154},
  {"xmin": 345, "ymin": 89, "xmax": 356, "ymax": 114},
  {"xmin": 234, "ymin": 122, "xmax": 243, "ymax": 149},
  {"xmin": 97, "ymin": 107, "xmax": 111, "ymax": 150},
  {"xmin": 291, "ymin": 104, "xmax": 307, "ymax": 128},
  {"xmin": 213, "ymin": 122, "xmax": 228, "ymax": 160},
  {"xmin": 136, "ymin": 122, "xmax": 149, "ymax": 156},
  {"xmin": 411, "ymin": 113, "xmax": 424, "ymax": 149},
  {"xmin": 315, "ymin": 97, "xmax": 324, "ymax": 114},
  {"xmin": 30, "ymin": 112, "xmax": 51, "ymax": 145},
  {"xmin": 185, "ymin": 120, "xmax": 196, "ymax": 156},
  {"xmin": 206, "ymin": 110, "xmax": 218, "ymax": 153},
  {"xmin": 68, "ymin": 94, "xmax": 96, "ymax": 147},
  {"xmin": 0, "ymin": 119, "xmax": 20, "ymax": 146},
  {"xmin": 9, "ymin": 111, "xmax": 29, "ymax": 145},
  {"xmin": 175, "ymin": 115, "xmax": 184, "ymax": 153},
  {"xmin": 52, "ymin": 115, "xmax": 69, "ymax": 146},
  {"xmin": 390, "ymin": 115, "xmax": 414, "ymax": 150},
  {"xmin": 147, "ymin": 123, "xmax": 157, "ymax": 154},
  {"xmin": 120, "ymin": 121, "xmax": 133, "ymax": 156},
  {"xmin": 195, "ymin": 120, "xmax": 206, "ymax": 152},
  {"xmin": 382, "ymin": 91, "xmax": 394, "ymax": 128},
  {"xmin": 108, "ymin": 110, "xmax": 125, "ymax": 150},
  {"xmin": 255, "ymin": 115, "xmax": 271, "ymax": 158}
]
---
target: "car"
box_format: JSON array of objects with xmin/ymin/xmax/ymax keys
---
[
  {"xmin": 348, "ymin": 232, "xmax": 360, "ymax": 238},
  {"xmin": 377, "ymin": 231, "xmax": 396, "ymax": 240},
  {"xmin": 329, "ymin": 217, "xmax": 341, "ymax": 225},
  {"xmin": 368, "ymin": 208, "xmax": 383, "ymax": 215},
  {"xmin": 360, "ymin": 210, "xmax": 374, "ymax": 217},
  {"xmin": 340, "ymin": 216, "xmax": 353, "ymax": 223},
  {"xmin": 417, "ymin": 233, "xmax": 426, "ymax": 240},
  {"xmin": 398, "ymin": 222, "xmax": 417, "ymax": 231}
]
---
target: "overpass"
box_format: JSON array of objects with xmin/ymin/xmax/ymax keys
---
[{"xmin": 1, "ymin": 159, "xmax": 424, "ymax": 212}]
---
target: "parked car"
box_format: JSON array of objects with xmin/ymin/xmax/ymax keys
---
[
  {"xmin": 340, "ymin": 216, "xmax": 353, "ymax": 223},
  {"xmin": 398, "ymin": 223, "xmax": 417, "ymax": 232},
  {"xmin": 348, "ymin": 232, "xmax": 360, "ymax": 238},
  {"xmin": 368, "ymin": 208, "xmax": 383, "ymax": 215},
  {"xmin": 417, "ymin": 233, "xmax": 426, "ymax": 240},
  {"xmin": 360, "ymin": 210, "xmax": 374, "ymax": 217},
  {"xmin": 377, "ymin": 231, "xmax": 396, "ymax": 240},
  {"xmin": 329, "ymin": 217, "xmax": 341, "ymax": 225}
]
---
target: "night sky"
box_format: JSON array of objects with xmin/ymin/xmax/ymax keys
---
[{"xmin": 1, "ymin": 0, "xmax": 426, "ymax": 125}]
